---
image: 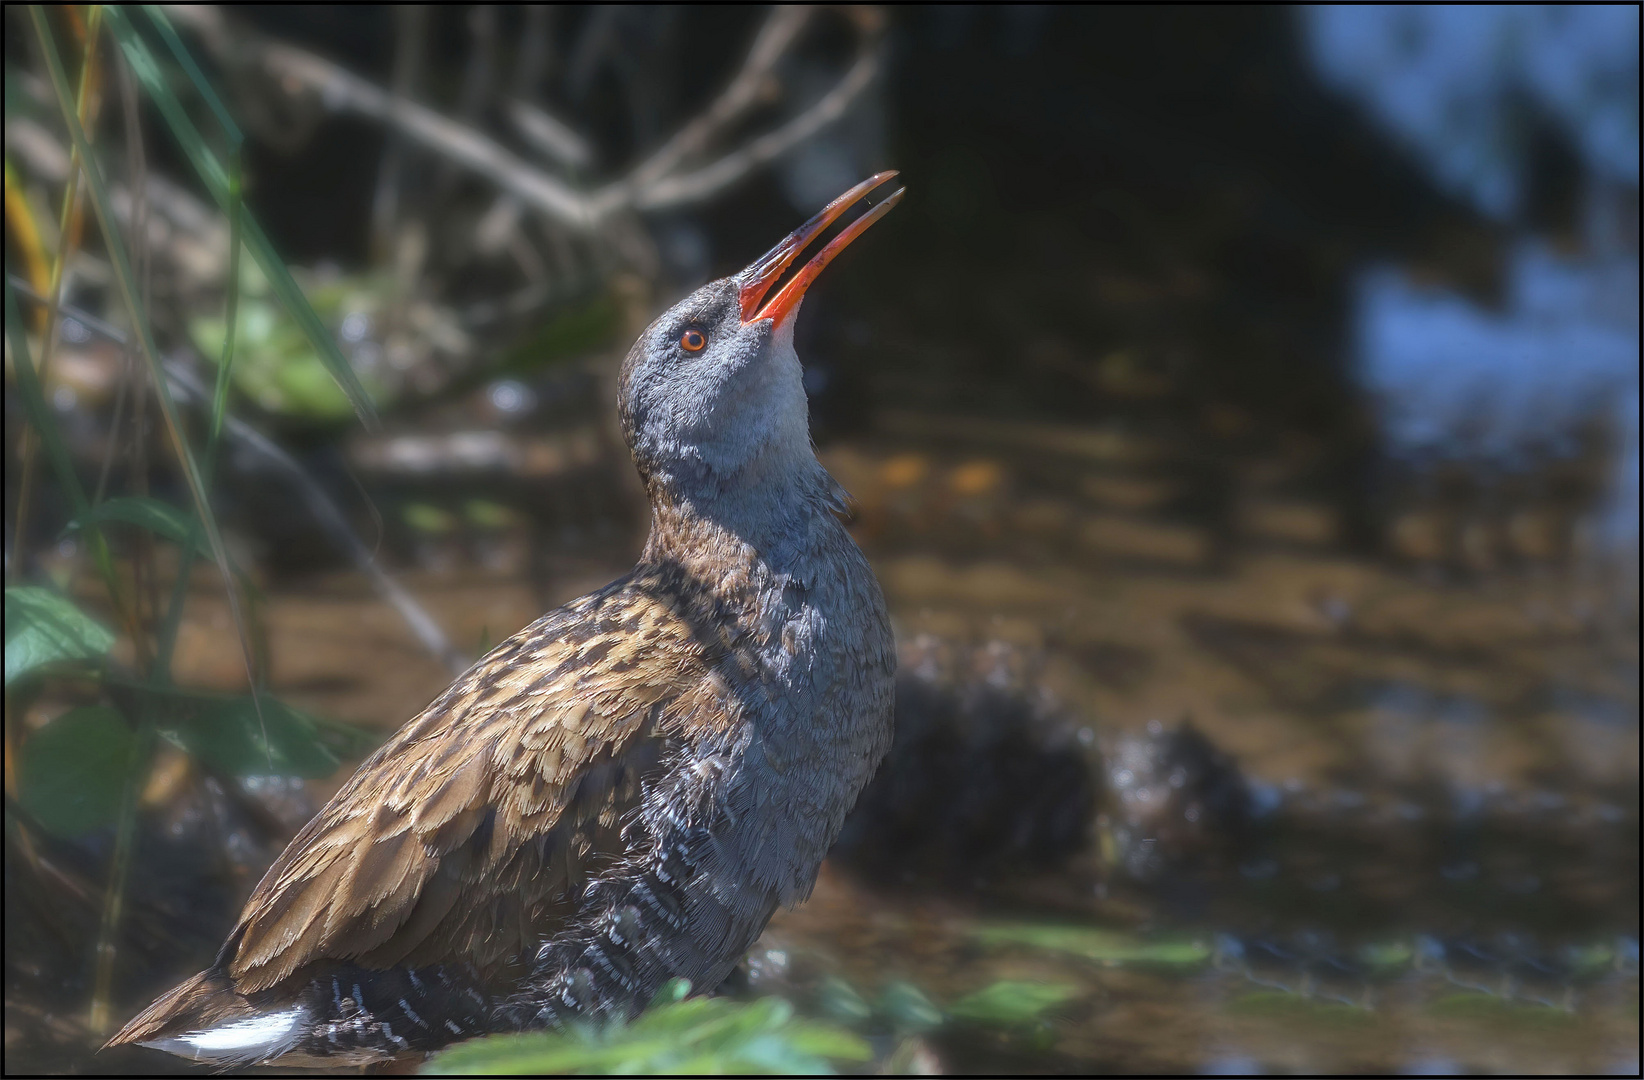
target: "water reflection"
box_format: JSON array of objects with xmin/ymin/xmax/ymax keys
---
[
  {"xmin": 1309, "ymin": 5, "xmax": 1640, "ymax": 566},
  {"xmin": 1355, "ymin": 244, "xmax": 1639, "ymax": 553},
  {"xmin": 1304, "ymin": 6, "xmax": 1639, "ymax": 218}
]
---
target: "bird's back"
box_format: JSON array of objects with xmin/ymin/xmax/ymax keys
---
[
  {"xmin": 110, "ymin": 167, "xmax": 903, "ymax": 1068},
  {"xmin": 108, "ymin": 499, "xmax": 894, "ymax": 1066}
]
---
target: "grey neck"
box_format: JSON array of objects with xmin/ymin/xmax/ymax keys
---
[{"xmin": 642, "ymin": 455, "xmax": 843, "ymax": 578}]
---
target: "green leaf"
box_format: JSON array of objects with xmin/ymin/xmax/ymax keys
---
[
  {"xmin": 190, "ymin": 299, "xmax": 368, "ymax": 420},
  {"xmin": 876, "ymin": 980, "xmax": 944, "ymax": 1033},
  {"xmin": 403, "ymin": 502, "xmax": 459, "ymax": 535},
  {"xmin": 815, "ymin": 975, "xmax": 872, "ymax": 1025},
  {"xmin": 163, "ymin": 693, "xmax": 342, "ymax": 778},
  {"xmin": 1227, "ymin": 991, "xmax": 1373, "ymax": 1025},
  {"xmin": 1357, "ymin": 940, "xmax": 1414, "ymax": 975},
  {"xmin": 425, "ymin": 992, "xmax": 867, "ymax": 1075},
  {"xmin": 464, "ymin": 500, "xmax": 518, "ymax": 529},
  {"xmin": 971, "ymin": 922, "xmax": 1211, "ymax": 969},
  {"xmin": 777, "ymin": 1020, "xmax": 872, "ymax": 1061},
  {"xmin": 1428, "ymin": 992, "xmax": 1575, "ymax": 1026},
  {"xmin": 1562, "ymin": 941, "xmax": 1617, "ymax": 979},
  {"xmin": 5, "ymin": 587, "xmax": 116, "ymax": 686},
  {"xmin": 17, "ymin": 706, "xmax": 136, "ymax": 837},
  {"xmin": 67, "ymin": 496, "xmax": 196, "ymax": 545},
  {"xmin": 948, "ymin": 980, "xmax": 1080, "ymax": 1027},
  {"xmin": 648, "ymin": 977, "xmax": 693, "ymax": 1008}
]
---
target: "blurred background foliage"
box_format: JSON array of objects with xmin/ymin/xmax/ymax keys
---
[{"xmin": 4, "ymin": 4, "xmax": 1638, "ymax": 1075}]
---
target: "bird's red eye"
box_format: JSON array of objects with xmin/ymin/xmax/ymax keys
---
[{"xmin": 680, "ymin": 329, "xmax": 706, "ymax": 352}]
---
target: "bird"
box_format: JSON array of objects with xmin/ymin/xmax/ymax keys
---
[{"xmin": 107, "ymin": 172, "xmax": 904, "ymax": 1068}]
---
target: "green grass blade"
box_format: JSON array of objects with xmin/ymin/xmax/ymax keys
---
[
  {"xmin": 67, "ymin": 495, "xmax": 197, "ymax": 546},
  {"xmin": 141, "ymin": 1, "xmax": 246, "ymax": 468},
  {"xmin": 101, "ymin": 5, "xmax": 377, "ymax": 426},
  {"xmin": 100, "ymin": 6, "xmax": 226, "ymax": 189},
  {"xmin": 30, "ymin": 6, "xmax": 261, "ymax": 699},
  {"xmin": 242, "ymin": 214, "xmax": 378, "ymax": 423},
  {"xmin": 4, "ymin": 281, "xmax": 121, "ymax": 597},
  {"xmin": 6, "ymin": 283, "xmax": 92, "ymax": 521},
  {"xmin": 141, "ymin": 4, "xmax": 242, "ymax": 149},
  {"xmin": 946, "ymin": 980, "xmax": 1080, "ymax": 1027},
  {"xmin": 209, "ymin": 151, "xmax": 242, "ymax": 453},
  {"xmin": 970, "ymin": 922, "xmax": 1212, "ymax": 969},
  {"xmin": 154, "ymin": 137, "xmax": 242, "ymax": 695}
]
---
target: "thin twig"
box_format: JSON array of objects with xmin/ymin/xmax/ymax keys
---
[
  {"xmin": 511, "ymin": 5, "xmax": 552, "ymax": 103},
  {"xmin": 372, "ymin": 4, "xmax": 426, "ymax": 263},
  {"xmin": 617, "ymin": 7, "xmax": 812, "ymax": 194},
  {"xmin": 162, "ymin": 362, "xmax": 473, "ymax": 677},
  {"xmin": 10, "ymin": 6, "xmax": 104, "ymax": 587},
  {"xmin": 164, "ymin": 4, "xmax": 882, "ymax": 232},
  {"xmin": 565, "ymin": 4, "xmax": 620, "ymax": 102},
  {"xmin": 507, "ymin": 98, "xmax": 592, "ymax": 172},
  {"xmin": 632, "ymin": 44, "xmax": 883, "ymax": 212},
  {"xmin": 8, "ymin": 280, "xmax": 471, "ymax": 677},
  {"xmin": 204, "ymin": 7, "xmax": 595, "ymax": 228},
  {"xmin": 7, "ymin": 117, "xmax": 232, "ymax": 282}
]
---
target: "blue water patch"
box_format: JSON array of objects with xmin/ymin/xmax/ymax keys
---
[
  {"xmin": 1304, "ymin": 6, "xmax": 1639, "ymax": 218},
  {"xmin": 1304, "ymin": 6, "xmax": 1641, "ymax": 551}
]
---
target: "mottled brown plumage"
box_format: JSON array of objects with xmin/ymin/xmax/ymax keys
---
[
  {"xmin": 232, "ymin": 568, "xmax": 718, "ymax": 990},
  {"xmin": 109, "ymin": 174, "xmax": 903, "ymax": 1066}
]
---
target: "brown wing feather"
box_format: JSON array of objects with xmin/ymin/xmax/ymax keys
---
[{"xmin": 228, "ymin": 574, "xmax": 727, "ymax": 995}]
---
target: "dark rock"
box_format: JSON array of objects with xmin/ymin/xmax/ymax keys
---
[{"xmin": 832, "ymin": 636, "xmax": 1100, "ymax": 882}]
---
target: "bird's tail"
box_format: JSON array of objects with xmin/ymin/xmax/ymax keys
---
[{"xmin": 103, "ymin": 966, "xmax": 307, "ymax": 1066}]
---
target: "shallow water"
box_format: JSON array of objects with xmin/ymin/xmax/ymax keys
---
[{"xmin": 7, "ymin": 418, "xmax": 1635, "ymax": 1073}]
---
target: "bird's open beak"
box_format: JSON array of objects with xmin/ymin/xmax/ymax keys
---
[{"xmin": 737, "ymin": 171, "xmax": 904, "ymax": 327}]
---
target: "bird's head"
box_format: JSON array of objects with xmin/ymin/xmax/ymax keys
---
[{"xmin": 619, "ymin": 173, "xmax": 902, "ymax": 504}]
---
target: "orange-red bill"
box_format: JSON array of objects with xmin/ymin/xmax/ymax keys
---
[{"xmin": 737, "ymin": 171, "xmax": 903, "ymax": 326}]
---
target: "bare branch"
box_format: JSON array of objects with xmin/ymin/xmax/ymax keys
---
[
  {"xmin": 434, "ymin": 5, "xmax": 498, "ymax": 198},
  {"xmin": 632, "ymin": 44, "xmax": 882, "ymax": 213},
  {"xmin": 507, "ymin": 98, "xmax": 593, "ymax": 171},
  {"xmin": 164, "ymin": 4, "xmax": 878, "ymax": 235},
  {"xmin": 511, "ymin": 5, "xmax": 553, "ymax": 101},
  {"xmin": 165, "ymin": 5, "xmax": 594, "ymax": 228},
  {"xmin": 372, "ymin": 5, "xmax": 427, "ymax": 259},
  {"xmin": 266, "ymin": 39, "xmax": 594, "ymax": 226},
  {"xmin": 9, "ymin": 277, "xmax": 472, "ymax": 677},
  {"xmin": 615, "ymin": 7, "xmax": 813, "ymax": 196},
  {"xmin": 7, "ymin": 117, "xmax": 230, "ymax": 286}
]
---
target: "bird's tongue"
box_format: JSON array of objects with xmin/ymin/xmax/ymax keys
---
[{"xmin": 737, "ymin": 172, "xmax": 904, "ymax": 327}]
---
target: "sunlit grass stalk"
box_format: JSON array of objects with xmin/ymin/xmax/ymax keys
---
[
  {"xmin": 25, "ymin": 3, "xmax": 262, "ymax": 1030},
  {"xmin": 4, "ymin": 6, "xmax": 104, "ymax": 832},
  {"xmin": 9, "ymin": 4, "xmax": 104, "ymax": 594},
  {"xmin": 30, "ymin": 4, "xmax": 258, "ymax": 701},
  {"xmin": 152, "ymin": 113, "xmax": 244, "ymax": 684},
  {"xmin": 3, "ymin": 227, "xmax": 120, "ymax": 623},
  {"xmin": 6, "ymin": 189, "xmax": 150, "ymax": 1044},
  {"xmin": 87, "ymin": 719, "xmax": 156, "ymax": 1034},
  {"xmin": 2, "ymin": 161, "xmax": 53, "ymax": 303},
  {"xmin": 3, "ymin": 277, "xmax": 130, "ymax": 954}
]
